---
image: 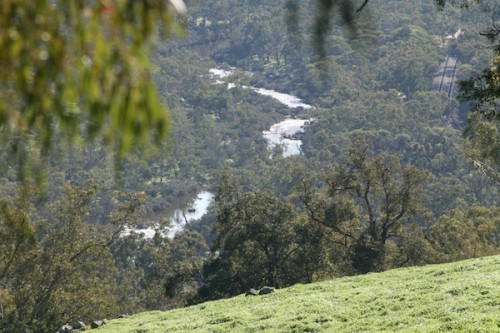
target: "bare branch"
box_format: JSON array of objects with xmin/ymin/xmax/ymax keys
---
[{"xmin": 356, "ymin": 0, "xmax": 370, "ymax": 13}]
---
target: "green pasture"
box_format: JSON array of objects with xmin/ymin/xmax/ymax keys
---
[{"xmin": 97, "ymin": 255, "xmax": 500, "ymax": 332}]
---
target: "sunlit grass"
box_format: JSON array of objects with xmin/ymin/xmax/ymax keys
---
[{"xmin": 97, "ymin": 255, "xmax": 500, "ymax": 332}]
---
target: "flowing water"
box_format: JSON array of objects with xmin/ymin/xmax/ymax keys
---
[
  {"xmin": 210, "ymin": 68, "xmax": 314, "ymax": 157},
  {"xmin": 122, "ymin": 191, "xmax": 214, "ymax": 239}
]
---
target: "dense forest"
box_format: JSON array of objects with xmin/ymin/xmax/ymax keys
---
[{"xmin": 0, "ymin": 0, "xmax": 499, "ymax": 332}]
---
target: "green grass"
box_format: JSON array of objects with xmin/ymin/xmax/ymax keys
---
[{"xmin": 97, "ymin": 256, "xmax": 500, "ymax": 332}]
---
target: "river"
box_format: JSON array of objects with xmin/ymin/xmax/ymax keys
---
[
  {"xmin": 122, "ymin": 191, "xmax": 214, "ymax": 239},
  {"xmin": 124, "ymin": 68, "xmax": 316, "ymax": 239},
  {"xmin": 209, "ymin": 68, "xmax": 314, "ymax": 157}
]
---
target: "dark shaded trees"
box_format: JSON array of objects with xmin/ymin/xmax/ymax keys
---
[
  {"xmin": 296, "ymin": 145, "xmax": 429, "ymax": 273},
  {"xmin": 435, "ymin": 1, "xmax": 499, "ymax": 182},
  {"xmin": 198, "ymin": 147, "xmax": 431, "ymax": 300},
  {"xmin": 197, "ymin": 174, "xmax": 328, "ymax": 301},
  {"xmin": 428, "ymin": 206, "xmax": 500, "ymax": 262},
  {"xmin": 460, "ymin": 41, "xmax": 500, "ymax": 183},
  {"xmin": 0, "ymin": 183, "xmax": 145, "ymax": 332}
]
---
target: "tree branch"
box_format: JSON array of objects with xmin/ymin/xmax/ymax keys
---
[{"xmin": 356, "ymin": 0, "xmax": 370, "ymax": 13}]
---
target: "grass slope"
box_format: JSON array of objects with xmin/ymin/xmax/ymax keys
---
[{"xmin": 97, "ymin": 256, "xmax": 500, "ymax": 333}]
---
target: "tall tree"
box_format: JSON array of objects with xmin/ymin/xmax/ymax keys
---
[
  {"xmin": 198, "ymin": 174, "xmax": 328, "ymax": 301},
  {"xmin": 297, "ymin": 145, "xmax": 429, "ymax": 273}
]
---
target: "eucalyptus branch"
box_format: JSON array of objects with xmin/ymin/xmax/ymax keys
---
[{"xmin": 356, "ymin": 0, "xmax": 370, "ymax": 13}]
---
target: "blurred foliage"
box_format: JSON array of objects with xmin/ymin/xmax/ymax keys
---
[{"xmin": 0, "ymin": 0, "xmax": 186, "ymax": 179}]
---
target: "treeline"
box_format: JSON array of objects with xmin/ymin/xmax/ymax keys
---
[
  {"xmin": 193, "ymin": 146, "xmax": 499, "ymax": 302},
  {"xmin": 1, "ymin": 147, "xmax": 498, "ymax": 332}
]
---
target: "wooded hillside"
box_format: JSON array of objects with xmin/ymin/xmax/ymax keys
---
[{"xmin": 0, "ymin": 1, "xmax": 499, "ymax": 332}]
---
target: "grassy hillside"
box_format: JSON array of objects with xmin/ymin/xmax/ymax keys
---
[{"xmin": 97, "ymin": 256, "xmax": 500, "ymax": 333}]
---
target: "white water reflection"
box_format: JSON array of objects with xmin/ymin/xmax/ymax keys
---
[
  {"xmin": 169, "ymin": 191, "xmax": 214, "ymax": 237},
  {"xmin": 263, "ymin": 118, "xmax": 313, "ymax": 157},
  {"xmin": 442, "ymin": 29, "xmax": 463, "ymax": 48},
  {"xmin": 121, "ymin": 191, "xmax": 214, "ymax": 239},
  {"xmin": 209, "ymin": 68, "xmax": 233, "ymax": 85},
  {"xmin": 209, "ymin": 68, "xmax": 313, "ymax": 109},
  {"xmin": 208, "ymin": 68, "xmax": 314, "ymax": 157},
  {"xmin": 251, "ymin": 87, "xmax": 313, "ymax": 109},
  {"xmin": 445, "ymin": 28, "xmax": 463, "ymax": 41},
  {"xmin": 209, "ymin": 68, "xmax": 233, "ymax": 78},
  {"xmin": 121, "ymin": 222, "xmax": 164, "ymax": 239}
]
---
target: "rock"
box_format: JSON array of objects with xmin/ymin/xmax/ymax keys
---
[
  {"xmin": 90, "ymin": 319, "xmax": 108, "ymax": 328},
  {"xmin": 258, "ymin": 286, "xmax": 275, "ymax": 295},
  {"xmin": 117, "ymin": 314, "xmax": 129, "ymax": 319},
  {"xmin": 73, "ymin": 321, "xmax": 86, "ymax": 330},
  {"xmin": 58, "ymin": 324, "xmax": 73, "ymax": 332},
  {"xmin": 90, "ymin": 320, "xmax": 104, "ymax": 329},
  {"xmin": 245, "ymin": 288, "xmax": 259, "ymax": 296}
]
